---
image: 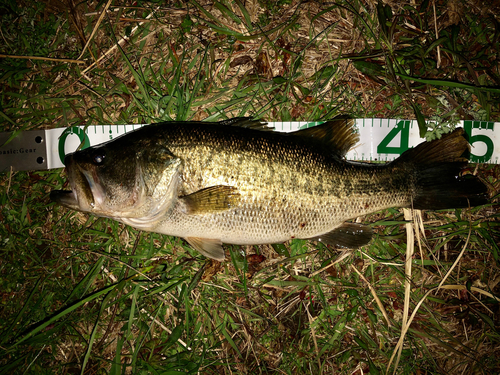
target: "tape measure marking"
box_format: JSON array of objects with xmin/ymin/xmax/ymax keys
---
[{"xmin": 1, "ymin": 119, "xmax": 498, "ymax": 171}]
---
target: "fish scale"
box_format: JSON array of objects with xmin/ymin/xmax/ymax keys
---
[
  {"xmin": 134, "ymin": 124, "xmax": 409, "ymax": 242},
  {"xmin": 51, "ymin": 118, "xmax": 488, "ymax": 261}
]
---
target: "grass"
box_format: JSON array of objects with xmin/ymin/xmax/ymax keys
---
[{"xmin": 1, "ymin": 0, "xmax": 500, "ymax": 374}]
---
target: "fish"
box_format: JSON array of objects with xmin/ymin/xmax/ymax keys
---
[{"xmin": 50, "ymin": 118, "xmax": 489, "ymax": 261}]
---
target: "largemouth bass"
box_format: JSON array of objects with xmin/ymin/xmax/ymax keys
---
[{"xmin": 50, "ymin": 118, "xmax": 488, "ymax": 260}]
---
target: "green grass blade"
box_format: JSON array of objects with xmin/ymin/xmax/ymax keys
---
[
  {"xmin": 80, "ymin": 290, "xmax": 115, "ymax": 375},
  {"xmin": 12, "ymin": 283, "xmax": 119, "ymax": 347},
  {"xmin": 0, "ymin": 278, "xmax": 42, "ymax": 344},
  {"xmin": 396, "ymin": 73, "xmax": 500, "ymax": 93}
]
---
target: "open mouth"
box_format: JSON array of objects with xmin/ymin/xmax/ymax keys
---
[
  {"xmin": 50, "ymin": 189, "xmax": 79, "ymax": 209},
  {"xmin": 50, "ymin": 155, "xmax": 95, "ymax": 212}
]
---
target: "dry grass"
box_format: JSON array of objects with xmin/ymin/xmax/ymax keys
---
[{"xmin": 1, "ymin": 0, "xmax": 499, "ymax": 374}]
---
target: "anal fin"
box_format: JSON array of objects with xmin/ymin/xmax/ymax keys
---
[
  {"xmin": 309, "ymin": 223, "xmax": 373, "ymax": 249},
  {"xmin": 185, "ymin": 237, "xmax": 225, "ymax": 261}
]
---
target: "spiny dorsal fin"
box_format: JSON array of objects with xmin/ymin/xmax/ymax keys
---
[
  {"xmin": 218, "ymin": 117, "xmax": 273, "ymax": 131},
  {"xmin": 180, "ymin": 185, "xmax": 241, "ymax": 214},
  {"xmin": 291, "ymin": 116, "xmax": 358, "ymax": 157}
]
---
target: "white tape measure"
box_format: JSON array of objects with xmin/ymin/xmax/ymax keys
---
[{"xmin": 0, "ymin": 119, "xmax": 498, "ymax": 172}]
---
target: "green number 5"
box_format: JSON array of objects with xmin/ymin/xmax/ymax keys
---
[{"xmin": 463, "ymin": 121, "xmax": 495, "ymax": 163}]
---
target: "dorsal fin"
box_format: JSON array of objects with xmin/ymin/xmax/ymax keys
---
[
  {"xmin": 291, "ymin": 117, "xmax": 358, "ymax": 157},
  {"xmin": 396, "ymin": 127, "xmax": 469, "ymax": 164},
  {"xmin": 218, "ymin": 117, "xmax": 273, "ymax": 131}
]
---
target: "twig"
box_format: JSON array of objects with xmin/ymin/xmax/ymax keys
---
[
  {"xmin": 141, "ymin": 308, "xmax": 191, "ymax": 351},
  {"xmin": 432, "ymin": 0, "xmax": 441, "ymax": 68},
  {"xmin": 304, "ymin": 301, "xmax": 322, "ymax": 372},
  {"xmin": 390, "ymin": 208, "xmax": 415, "ymax": 374},
  {"xmin": 0, "ymin": 54, "xmax": 84, "ymax": 64},
  {"xmin": 79, "ymin": 8, "xmax": 158, "ymax": 77},
  {"xmin": 351, "ymin": 265, "xmax": 392, "ymax": 327},
  {"xmin": 78, "ymin": 0, "xmax": 113, "ymax": 60},
  {"xmin": 310, "ymin": 250, "xmax": 352, "ymax": 277},
  {"xmin": 387, "ymin": 210, "xmax": 474, "ymax": 374}
]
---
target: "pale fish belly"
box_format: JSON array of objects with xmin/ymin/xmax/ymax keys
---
[
  {"xmin": 154, "ymin": 204, "xmax": 299, "ymax": 245},
  {"xmin": 153, "ymin": 187, "xmax": 410, "ymax": 245}
]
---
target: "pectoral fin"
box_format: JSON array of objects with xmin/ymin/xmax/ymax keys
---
[
  {"xmin": 309, "ymin": 223, "xmax": 373, "ymax": 249},
  {"xmin": 180, "ymin": 186, "xmax": 240, "ymax": 214},
  {"xmin": 185, "ymin": 237, "xmax": 225, "ymax": 261}
]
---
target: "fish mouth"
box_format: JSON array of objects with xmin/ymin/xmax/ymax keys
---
[
  {"xmin": 50, "ymin": 189, "xmax": 80, "ymax": 210},
  {"xmin": 50, "ymin": 155, "xmax": 99, "ymax": 212}
]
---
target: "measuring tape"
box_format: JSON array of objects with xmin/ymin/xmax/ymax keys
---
[{"xmin": 0, "ymin": 119, "xmax": 498, "ymax": 172}]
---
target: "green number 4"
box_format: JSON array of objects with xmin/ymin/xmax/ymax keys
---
[
  {"xmin": 377, "ymin": 120, "xmax": 495, "ymax": 163},
  {"xmin": 377, "ymin": 120, "xmax": 411, "ymax": 155}
]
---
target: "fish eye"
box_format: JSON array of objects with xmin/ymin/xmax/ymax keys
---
[{"xmin": 93, "ymin": 151, "xmax": 106, "ymax": 165}]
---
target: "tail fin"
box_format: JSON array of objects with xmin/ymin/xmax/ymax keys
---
[{"xmin": 395, "ymin": 129, "xmax": 488, "ymax": 210}]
